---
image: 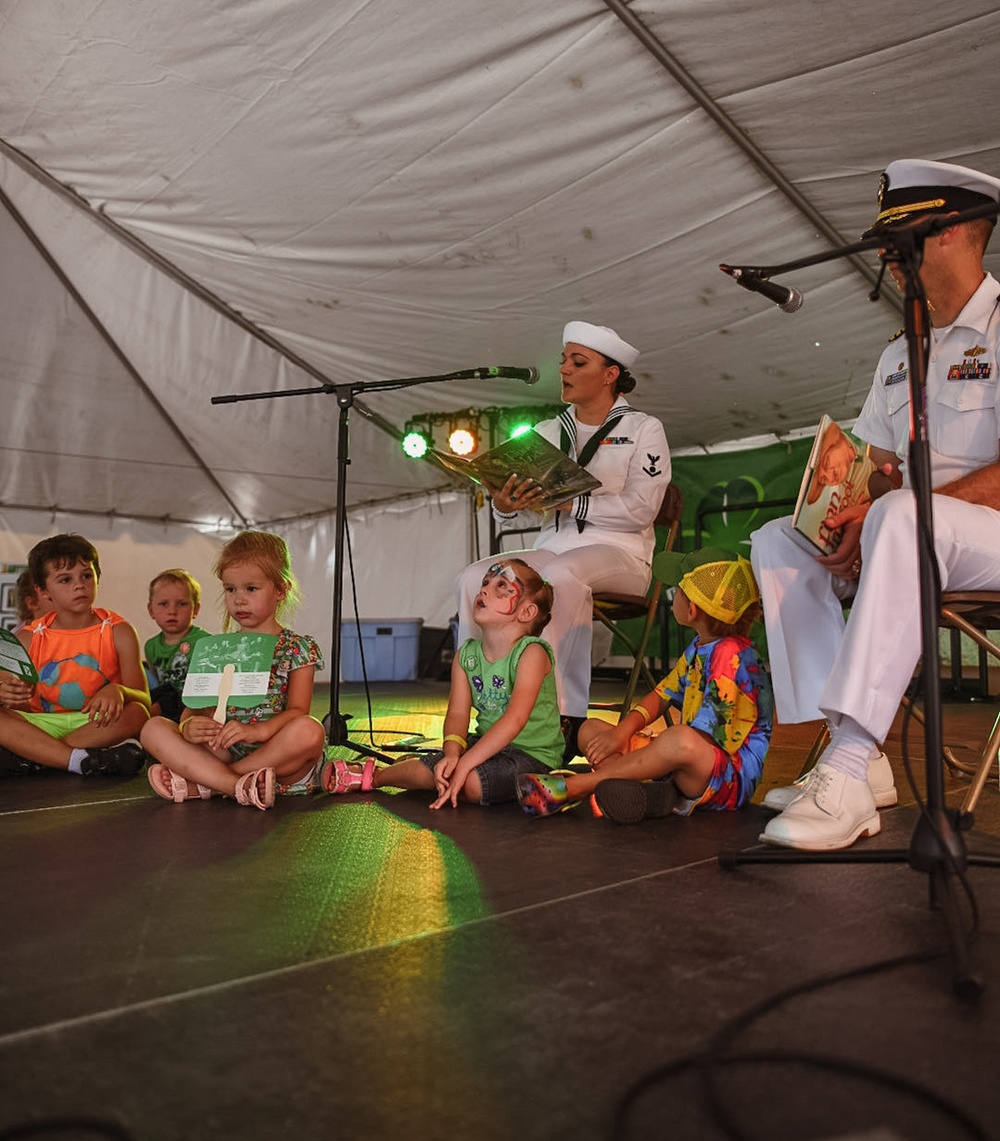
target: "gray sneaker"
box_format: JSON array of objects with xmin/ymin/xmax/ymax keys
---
[{"xmin": 763, "ymin": 750, "xmax": 897, "ymax": 812}]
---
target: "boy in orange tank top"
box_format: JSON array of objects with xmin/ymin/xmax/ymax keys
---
[{"xmin": 0, "ymin": 534, "xmax": 150, "ymax": 777}]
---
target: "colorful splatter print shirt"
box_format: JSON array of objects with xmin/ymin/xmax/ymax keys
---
[{"xmin": 654, "ymin": 634, "xmax": 773, "ymax": 808}]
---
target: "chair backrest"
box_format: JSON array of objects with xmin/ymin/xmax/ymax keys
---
[{"xmin": 655, "ymin": 481, "xmax": 684, "ymax": 555}]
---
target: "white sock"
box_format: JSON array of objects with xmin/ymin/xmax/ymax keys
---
[
  {"xmin": 820, "ymin": 716, "xmax": 876, "ymax": 781},
  {"xmin": 67, "ymin": 748, "xmax": 88, "ymax": 774}
]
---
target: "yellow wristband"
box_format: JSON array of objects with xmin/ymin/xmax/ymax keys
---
[
  {"xmin": 443, "ymin": 734, "xmax": 467, "ymax": 750},
  {"xmin": 628, "ymin": 702, "xmax": 652, "ymax": 728},
  {"xmin": 179, "ymin": 716, "xmax": 193, "ymax": 739}
]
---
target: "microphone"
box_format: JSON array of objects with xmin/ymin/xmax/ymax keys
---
[
  {"xmin": 456, "ymin": 365, "xmax": 540, "ymax": 384},
  {"xmin": 719, "ymin": 264, "xmax": 804, "ymax": 314}
]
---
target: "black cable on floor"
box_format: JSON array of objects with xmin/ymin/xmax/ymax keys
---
[{"xmin": 612, "ymin": 950, "xmax": 992, "ymax": 1141}]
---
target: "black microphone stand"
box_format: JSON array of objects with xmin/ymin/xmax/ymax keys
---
[
  {"xmin": 212, "ymin": 367, "xmax": 520, "ymax": 759},
  {"xmin": 717, "ymin": 205, "xmax": 1000, "ymax": 999}
]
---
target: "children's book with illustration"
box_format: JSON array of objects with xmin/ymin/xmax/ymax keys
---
[
  {"xmin": 432, "ymin": 429, "xmax": 601, "ymax": 511},
  {"xmin": 792, "ymin": 416, "xmax": 876, "ymax": 554}
]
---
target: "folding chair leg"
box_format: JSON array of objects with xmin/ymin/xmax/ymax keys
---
[
  {"xmin": 902, "ymin": 694, "xmax": 988, "ymax": 778},
  {"xmin": 959, "ymin": 709, "xmax": 1000, "ymax": 819}
]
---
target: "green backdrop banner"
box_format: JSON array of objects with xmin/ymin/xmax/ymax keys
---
[
  {"xmin": 671, "ymin": 436, "xmax": 815, "ymax": 557},
  {"xmin": 604, "ymin": 437, "xmax": 814, "ymax": 671}
]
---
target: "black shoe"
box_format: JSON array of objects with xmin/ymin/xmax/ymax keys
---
[
  {"xmin": 80, "ymin": 739, "xmax": 146, "ymax": 777},
  {"xmin": 0, "ymin": 746, "xmax": 46, "ymax": 778},
  {"xmin": 560, "ymin": 715, "xmax": 586, "ymax": 764},
  {"xmin": 593, "ymin": 778, "xmax": 678, "ymax": 824}
]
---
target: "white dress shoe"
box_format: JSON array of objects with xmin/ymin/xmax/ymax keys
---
[
  {"xmin": 760, "ymin": 764, "xmax": 880, "ymax": 851},
  {"xmin": 763, "ymin": 750, "xmax": 897, "ymax": 812}
]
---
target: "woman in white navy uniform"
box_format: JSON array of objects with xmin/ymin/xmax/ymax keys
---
[
  {"xmin": 454, "ymin": 321, "xmax": 670, "ymax": 745},
  {"xmin": 751, "ymin": 158, "xmax": 1000, "ymax": 851}
]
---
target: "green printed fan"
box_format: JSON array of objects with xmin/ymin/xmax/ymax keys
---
[
  {"xmin": 0, "ymin": 626, "xmax": 38, "ymax": 683},
  {"xmin": 182, "ymin": 633, "xmax": 278, "ymax": 723}
]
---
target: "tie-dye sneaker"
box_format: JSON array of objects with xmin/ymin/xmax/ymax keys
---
[{"xmin": 515, "ymin": 771, "xmax": 583, "ymax": 818}]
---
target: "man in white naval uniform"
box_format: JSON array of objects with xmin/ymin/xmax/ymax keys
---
[{"xmin": 751, "ymin": 158, "xmax": 1000, "ymax": 851}]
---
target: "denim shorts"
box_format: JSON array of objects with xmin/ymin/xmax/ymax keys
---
[{"xmin": 416, "ymin": 737, "xmax": 548, "ymax": 805}]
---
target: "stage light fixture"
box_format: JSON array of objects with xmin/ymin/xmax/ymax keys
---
[
  {"xmin": 448, "ymin": 426, "xmax": 477, "ymax": 456},
  {"xmin": 401, "ymin": 427, "xmax": 430, "ymax": 459}
]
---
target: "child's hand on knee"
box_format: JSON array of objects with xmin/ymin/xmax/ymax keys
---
[{"xmin": 585, "ymin": 725, "xmax": 630, "ymax": 769}]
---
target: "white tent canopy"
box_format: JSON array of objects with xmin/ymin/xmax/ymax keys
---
[{"xmin": 2, "ymin": 0, "xmax": 999, "ymax": 664}]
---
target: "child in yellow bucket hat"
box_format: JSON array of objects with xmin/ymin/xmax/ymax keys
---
[{"xmin": 516, "ymin": 548, "xmax": 773, "ymax": 822}]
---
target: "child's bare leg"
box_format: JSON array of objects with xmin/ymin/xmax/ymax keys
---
[
  {"xmin": 564, "ymin": 724, "xmax": 716, "ymax": 801},
  {"xmin": 0, "ymin": 705, "xmax": 149, "ymax": 771},
  {"xmin": 339, "ymin": 756, "xmax": 484, "ymax": 801},
  {"xmin": 63, "ymin": 702, "xmax": 150, "ymax": 749},
  {"xmin": 576, "ymin": 716, "xmax": 615, "ymax": 754},
  {"xmin": 370, "ymin": 756, "xmax": 436, "ymax": 791},
  {"xmin": 229, "ymin": 715, "xmax": 326, "ymax": 784},
  {"xmin": 0, "ymin": 710, "xmax": 75, "ymax": 769},
  {"xmin": 141, "ymin": 716, "xmax": 244, "ymax": 796}
]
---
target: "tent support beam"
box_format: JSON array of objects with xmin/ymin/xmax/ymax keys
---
[
  {"xmin": 0, "ymin": 176, "xmax": 251, "ymax": 527},
  {"xmin": 0, "ymin": 139, "xmax": 399, "ymax": 448},
  {"xmin": 603, "ymin": 0, "xmax": 899, "ymax": 310}
]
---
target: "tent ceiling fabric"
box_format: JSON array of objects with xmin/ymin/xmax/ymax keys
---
[{"xmin": 2, "ymin": 0, "xmax": 999, "ymax": 525}]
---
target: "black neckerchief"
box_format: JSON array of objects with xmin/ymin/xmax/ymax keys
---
[{"xmin": 558, "ymin": 404, "xmax": 629, "ymax": 532}]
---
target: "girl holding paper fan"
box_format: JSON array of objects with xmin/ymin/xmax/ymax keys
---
[{"xmin": 142, "ymin": 531, "xmax": 325, "ymax": 809}]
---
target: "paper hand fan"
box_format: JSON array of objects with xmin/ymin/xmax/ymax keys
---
[
  {"xmin": 0, "ymin": 627, "xmax": 38, "ymax": 683},
  {"xmin": 181, "ymin": 633, "xmax": 277, "ymax": 718}
]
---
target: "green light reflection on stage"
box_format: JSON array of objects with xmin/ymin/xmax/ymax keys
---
[{"xmin": 229, "ymin": 801, "xmax": 491, "ymax": 961}]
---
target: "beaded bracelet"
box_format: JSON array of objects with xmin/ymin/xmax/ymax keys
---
[
  {"xmin": 442, "ymin": 734, "xmax": 468, "ymax": 749},
  {"xmin": 628, "ymin": 702, "xmax": 652, "ymax": 728}
]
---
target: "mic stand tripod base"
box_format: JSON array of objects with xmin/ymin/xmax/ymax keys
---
[
  {"xmin": 322, "ymin": 709, "xmax": 398, "ymax": 764},
  {"xmin": 718, "ymin": 807, "xmax": 1000, "ymax": 1000}
]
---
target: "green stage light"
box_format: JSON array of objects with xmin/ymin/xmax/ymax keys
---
[
  {"xmin": 509, "ymin": 421, "xmax": 534, "ymax": 439},
  {"xmin": 402, "ymin": 430, "xmax": 429, "ymax": 459}
]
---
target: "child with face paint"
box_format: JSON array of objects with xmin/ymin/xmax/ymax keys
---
[{"xmin": 321, "ymin": 558, "xmax": 566, "ymax": 808}]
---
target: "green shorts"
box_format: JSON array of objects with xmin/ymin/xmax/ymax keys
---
[{"xmin": 14, "ymin": 711, "xmax": 92, "ymax": 740}]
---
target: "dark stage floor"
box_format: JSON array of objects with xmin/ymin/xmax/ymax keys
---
[{"xmin": 4, "ymin": 680, "xmax": 1000, "ymax": 1141}]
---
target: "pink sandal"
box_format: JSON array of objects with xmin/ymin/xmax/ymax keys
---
[
  {"xmin": 320, "ymin": 758, "xmax": 375, "ymax": 794},
  {"xmin": 147, "ymin": 763, "xmax": 216, "ymax": 803},
  {"xmin": 234, "ymin": 767, "xmax": 276, "ymax": 810}
]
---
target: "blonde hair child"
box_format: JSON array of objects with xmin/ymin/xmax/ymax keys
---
[
  {"xmin": 144, "ymin": 568, "xmax": 210, "ymax": 722},
  {"xmin": 141, "ymin": 531, "xmax": 325, "ymax": 809}
]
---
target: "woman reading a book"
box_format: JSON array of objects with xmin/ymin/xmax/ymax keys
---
[{"xmin": 454, "ymin": 320, "xmax": 670, "ymax": 757}]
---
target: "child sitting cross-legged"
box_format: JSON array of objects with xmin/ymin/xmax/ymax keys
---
[
  {"xmin": 516, "ymin": 549, "xmax": 773, "ymax": 822},
  {"xmin": 142, "ymin": 531, "xmax": 326, "ymax": 810},
  {"xmin": 323, "ymin": 558, "xmax": 565, "ymax": 808},
  {"xmin": 0, "ymin": 534, "xmax": 150, "ymax": 778}
]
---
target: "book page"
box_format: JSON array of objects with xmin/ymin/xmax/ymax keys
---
[
  {"xmin": 432, "ymin": 430, "xmax": 601, "ymax": 510},
  {"xmin": 792, "ymin": 418, "xmax": 875, "ymax": 554}
]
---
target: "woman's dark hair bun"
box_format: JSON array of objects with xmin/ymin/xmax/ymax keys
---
[{"xmin": 614, "ymin": 366, "xmax": 636, "ymax": 394}]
